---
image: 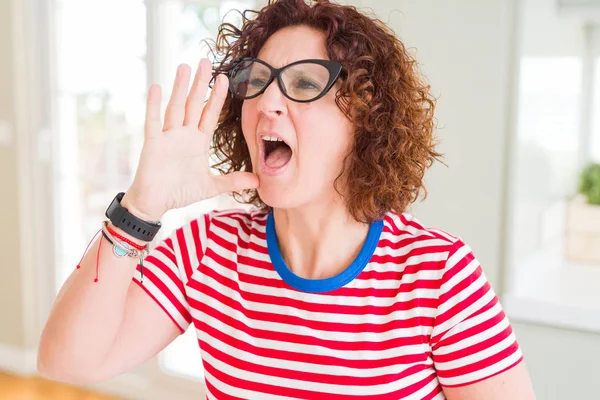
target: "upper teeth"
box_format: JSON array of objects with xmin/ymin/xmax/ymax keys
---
[{"xmin": 263, "ymin": 136, "xmax": 283, "ymax": 142}]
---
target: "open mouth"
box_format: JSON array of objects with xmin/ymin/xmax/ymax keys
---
[{"xmin": 262, "ymin": 136, "xmax": 293, "ymax": 169}]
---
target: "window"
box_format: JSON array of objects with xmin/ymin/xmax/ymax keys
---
[
  {"xmin": 502, "ymin": 3, "xmax": 600, "ymax": 334},
  {"xmin": 509, "ymin": 57, "xmax": 581, "ymax": 265},
  {"xmin": 51, "ymin": 0, "xmax": 256, "ymax": 393},
  {"xmin": 590, "ymin": 57, "xmax": 600, "ymax": 162}
]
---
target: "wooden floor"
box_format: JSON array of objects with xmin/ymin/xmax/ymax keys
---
[{"xmin": 0, "ymin": 372, "xmax": 123, "ymax": 400}]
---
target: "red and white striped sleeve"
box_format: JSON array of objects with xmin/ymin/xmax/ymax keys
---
[
  {"xmin": 430, "ymin": 239, "xmax": 523, "ymax": 387},
  {"xmin": 131, "ymin": 214, "xmax": 211, "ymax": 334}
]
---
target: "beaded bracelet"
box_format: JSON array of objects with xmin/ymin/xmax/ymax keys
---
[
  {"xmin": 106, "ymin": 224, "xmax": 147, "ymax": 250},
  {"xmin": 101, "ymin": 220, "xmax": 149, "ymax": 258}
]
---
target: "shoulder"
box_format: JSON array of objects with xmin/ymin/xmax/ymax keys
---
[
  {"xmin": 382, "ymin": 210, "xmax": 464, "ymax": 249},
  {"xmin": 381, "ymin": 211, "xmax": 478, "ymax": 275}
]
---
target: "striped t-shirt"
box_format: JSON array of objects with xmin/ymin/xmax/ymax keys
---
[{"xmin": 133, "ymin": 207, "xmax": 523, "ymax": 400}]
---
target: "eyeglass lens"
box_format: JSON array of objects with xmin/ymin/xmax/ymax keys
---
[{"xmin": 229, "ymin": 60, "xmax": 332, "ymax": 102}]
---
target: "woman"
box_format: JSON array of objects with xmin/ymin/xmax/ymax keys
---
[{"xmin": 38, "ymin": 0, "xmax": 535, "ymax": 399}]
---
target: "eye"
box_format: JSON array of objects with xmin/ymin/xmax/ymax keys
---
[
  {"xmin": 295, "ymin": 78, "xmax": 320, "ymax": 90},
  {"xmin": 249, "ymin": 77, "xmax": 268, "ymax": 87}
]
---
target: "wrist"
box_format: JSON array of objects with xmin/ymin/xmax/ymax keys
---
[
  {"xmin": 106, "ymin": 221, "xmax": 150, "ymax": 246},
  {"xmin": 120, "ymin": 193, "xmax": 164, "ymax": 222},
  {"xmin": 105, "ymin": 192, "xmax": 163, "ymax": 243}
]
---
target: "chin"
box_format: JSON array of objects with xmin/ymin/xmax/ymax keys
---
[{"xmin": 256, "ymin": 183, "xmax": 297, "ymax": 210}]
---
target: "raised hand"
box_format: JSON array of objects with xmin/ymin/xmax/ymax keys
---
[{"xmin": 121, "ymin": 59, "xmax": 259, "ymax": 221}]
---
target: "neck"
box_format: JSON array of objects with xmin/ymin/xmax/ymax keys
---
[{"xmin": 271, "ymin": 198, "xmax": 371, "ymax": 280}]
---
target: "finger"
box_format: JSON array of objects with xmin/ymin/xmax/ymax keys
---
[
  {"xmin": 145, "ymin": 84, "xmax": 162, "ymax": 139},
  {"xmin": 198, "ymin": 74, "xmax": 229, "ymax": 134},
  {"xmin": 183, "ymin": 59, "xmax": 212, "ymax": 128},
  {"xmin": 163, "ymin": 64, "xmax": 191, "ymax": 132},
  {"xmin": 213, "ymin": 172, "xmax": 259, "ymax": 195}
]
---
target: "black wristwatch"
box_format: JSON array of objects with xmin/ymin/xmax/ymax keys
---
[{"xmin": 105, "ymin": 192, "xmax": 162, "ymax": 242}]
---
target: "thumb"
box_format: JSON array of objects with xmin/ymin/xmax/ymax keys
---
[{"xmin": 214, "ymin": 172, "xmax": 260, "ymax": 194}]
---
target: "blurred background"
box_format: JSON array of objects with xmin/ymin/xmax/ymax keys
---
[{"xmin": 1, "ymin": 0, "xmax": 600, "ymax": 398}]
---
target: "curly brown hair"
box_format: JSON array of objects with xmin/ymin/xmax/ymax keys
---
[{"xmin": 208, "ymin": 0, "xmax": 443, "ymax": 224}]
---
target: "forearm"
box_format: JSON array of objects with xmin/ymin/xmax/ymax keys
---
[{"xmin": 38, "ymin": 223, "xmax": 147, "ymax": 381}]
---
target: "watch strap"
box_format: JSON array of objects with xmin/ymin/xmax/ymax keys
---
[{"xmin": 105, "ymin": 192, "xmax": 161, "ymax": 242}]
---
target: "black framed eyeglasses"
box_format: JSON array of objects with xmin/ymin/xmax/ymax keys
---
[{"xmin": 227, "ymin": 58, "xmax": 343, "ymax": 103}]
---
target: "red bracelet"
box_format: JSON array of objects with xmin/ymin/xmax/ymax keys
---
[
  {"xmin": 76, "ymin": 223, "xmax": 149, "ymax": 284},
  {"xmin": 106, "ymin": 225, "xmax": 148, "ymax": 250}
]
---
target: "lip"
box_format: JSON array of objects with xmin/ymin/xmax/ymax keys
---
[{"xmin": 258, "ymin": 131, "xmax": 293, "ymax": 177}]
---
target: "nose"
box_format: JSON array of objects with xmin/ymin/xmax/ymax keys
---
[{"xmin": 256, "ymin": 79, "xmax": 287, "ymax": 117}]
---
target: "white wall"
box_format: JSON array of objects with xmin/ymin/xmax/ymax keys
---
[
  {"xmin": 513, "ymin": 322, "xmax": 600, "ymax": 399},
  {"xmin": 350, "ymin": 0, "xmax": 516, "ymax": 292},
  {"xmin": 523, "ymin": 0, "xmax": 585, "ymax": 57},
  {"xmin": 0, "ymin": 0, "xmax": 25, "ymax": 349}
]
